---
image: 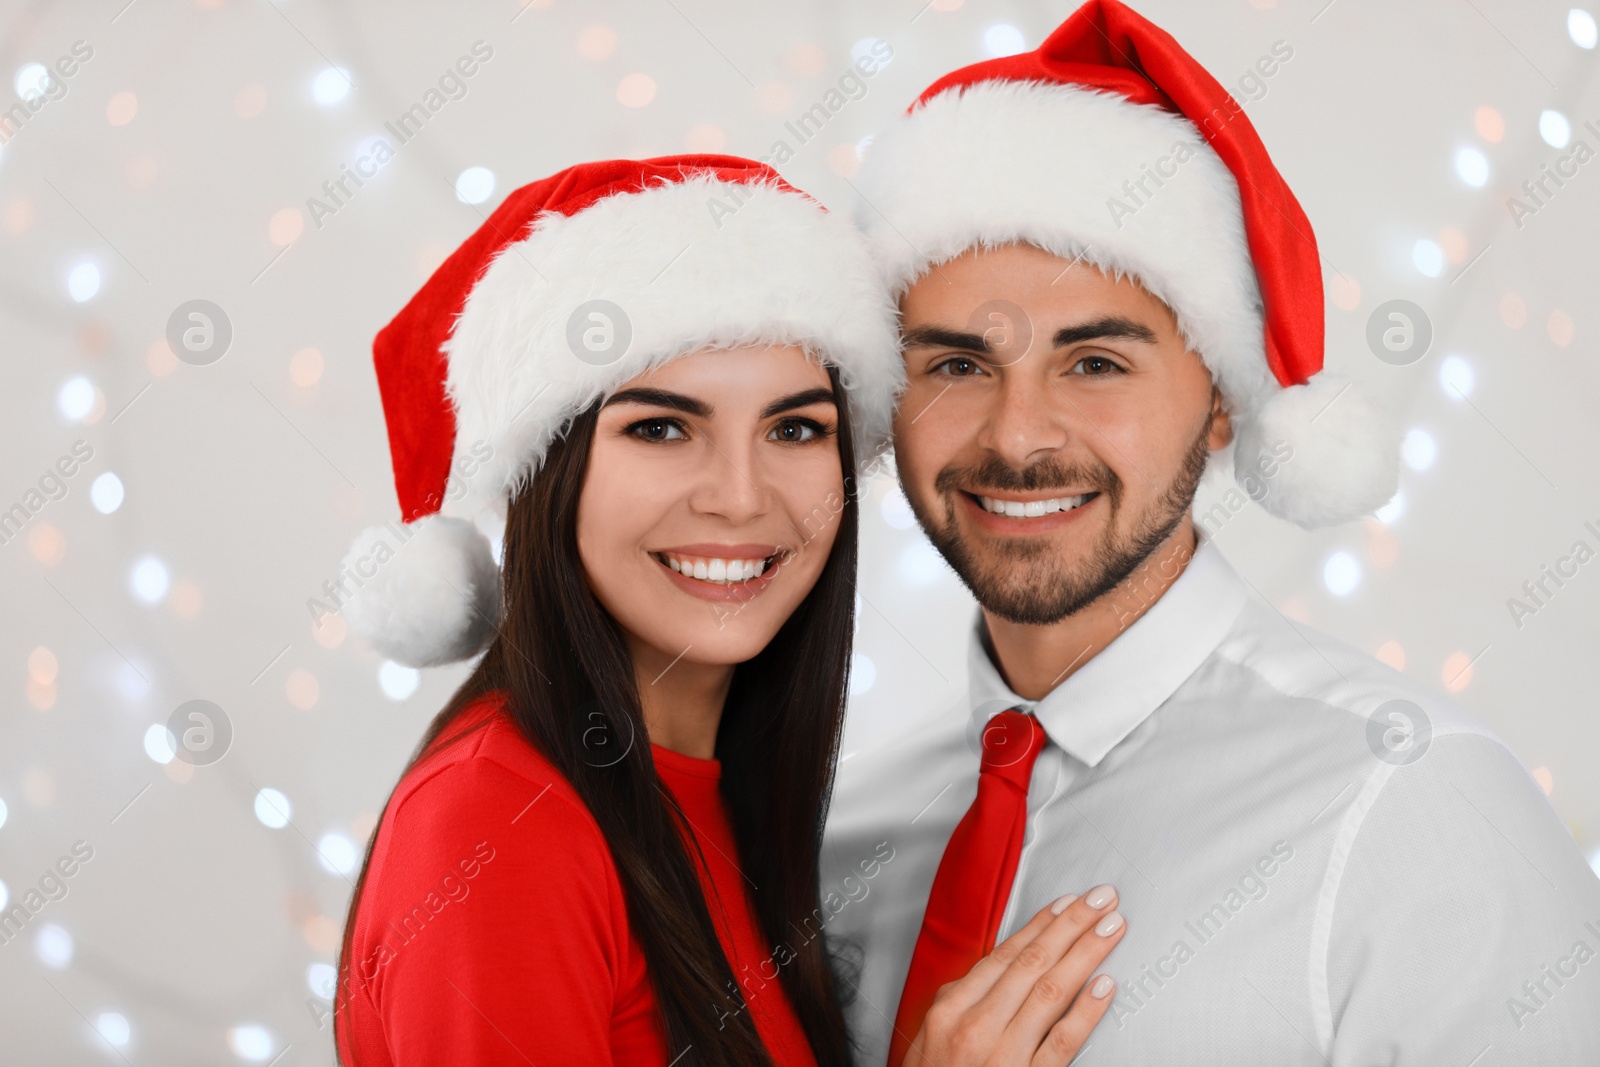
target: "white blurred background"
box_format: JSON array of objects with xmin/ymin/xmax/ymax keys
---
[{"xmin": 1, "ymin": 0, "xmax": 1598, "ymax": 1061}]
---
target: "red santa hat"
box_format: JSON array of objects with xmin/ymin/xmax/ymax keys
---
[
  {"xmin": 855, "ymin": 0, "xmax": 1397, "ymax": 529},
  {"xmin": 341, "ymin": 155, "xmax": 903, "ymax": 668}
]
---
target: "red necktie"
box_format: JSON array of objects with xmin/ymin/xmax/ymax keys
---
[{"xmin": 888, "ymin": 709, "xmax": 1048, "ymax": 1067}]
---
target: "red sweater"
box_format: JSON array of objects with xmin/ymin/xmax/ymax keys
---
[{"xmin": 335, "ymin": 692, "xmax": 819, "ymax": 1066}]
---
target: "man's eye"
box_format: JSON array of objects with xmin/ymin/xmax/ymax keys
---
[
  {"xmin": 1071, "ymin": 355, "xmax": 1123, "ymax": 376},
  {"xmin": 627, "ymin": 417, "xmax": 688, "ymax": 441},
  {"xmin": 934, "ymin": 356, "xmax": 985, "ymax": 377}
]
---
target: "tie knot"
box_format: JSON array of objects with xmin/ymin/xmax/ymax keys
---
[{"xmin": 979, "ymin": 709, "xmax": 1046, "ymax": 787}]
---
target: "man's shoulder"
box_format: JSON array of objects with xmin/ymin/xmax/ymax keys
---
[{"xmin": 1208, "ymin": 595, "xmax": 1498, "ymax": 747}]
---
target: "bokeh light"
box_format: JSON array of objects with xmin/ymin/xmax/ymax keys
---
[
  {"xmin": 254, "ymin": 788, "xmax": 292, "ymax": 829},
  {"xmin": 1322, "ymin": 552, "xmax": 1361, "ymax": 597},
  {"xmin": 379, "ymin": 661, "xmax": 420, "ymax": 701},
  {"xmin": 1453, "ymin": 147, "xmax": 1488, "ymax": 187},
  {"xmin": 312, "ymin": 67, "xmax": 352, "ymax": 106},
  {"xmin": 91, "ymin": 472, "xmax": 125, "ymax": 514},
  {"xmin": 455, "ymin": 167, "xmax": 496, "ymax": 205},
  {"xmin": 1571, "ymin": 8, "xmax": 1599, "ymax": 48},
  {"xmin": 1438, "ymin": 355, "xmax": 1475, "ymax": 399},
  {"xmin": 1539, "ymin": 109, "xmax": 1572, "ymax": 148},
  {"xmin": 68, "ymin": 262, "xmax": 101, "ymax": 302},
  {"xmin": 130, "ymin": 556, "xmax": 170, "ymax": 605},
  {"xmin": 1402, "ymin": 429, "xmax": 1437, "ymax": 471},
  {"xmin": 317, "ymin": 832, "xmax": 358, "ymax": 875},
  {"xmin": 983, "ymin": 24, "xmax": 1027, "ymax": 57}
]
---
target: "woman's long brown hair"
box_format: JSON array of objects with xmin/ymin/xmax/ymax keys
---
[{"xmin": 336, "ymin": 365, "xmax": 859, "ymax": 1066}]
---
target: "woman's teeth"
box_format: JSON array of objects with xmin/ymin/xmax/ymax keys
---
[
  {"xmin": 977, "ymin": 493, "xmax": 1093, "ymax": 518},
  {"xmin": 659, "ymin": 553, "xmax": 770, "ymax": 583}
]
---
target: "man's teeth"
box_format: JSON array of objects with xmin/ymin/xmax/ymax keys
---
[
  {"xmin": 660, "ymin": 553, "xmax": 770, "ymax": 583},
  {"xmin": 977, "ymin": 494, "xmax": 1091, "ymax": 518}
]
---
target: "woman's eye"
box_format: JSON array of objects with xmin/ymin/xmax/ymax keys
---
[
  {"xmin": 1071, "ymin": 355, "xmax": 1123, "ymax": 376},
  {"xmin": 627, "ymin": 417, "xmax": 688, "ymax": 441},
  {"xmin": 934, "ymin": 356, "xmax": 984, "ymax": 377},
  {"xmin": 769, "ymin": 417, "xmax": 830, "ymax": 443}
]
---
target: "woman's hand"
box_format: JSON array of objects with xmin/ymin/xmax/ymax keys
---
[{"xmin": 905, "ymin": 884, "xmax": 1124, "ymax": 1067}]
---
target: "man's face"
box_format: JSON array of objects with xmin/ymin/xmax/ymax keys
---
[{"xmin": 892, "ymin": 243, "xmax": 1232, "ymax": 625}]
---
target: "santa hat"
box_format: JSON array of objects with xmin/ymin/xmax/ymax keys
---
[
  {"xmin": 341, "ymin": 155, "xmax": 903, "ymax": 668},
  {"xmin": 854, "ymin": 0, "xmax": 1397, "ymax": 529}
]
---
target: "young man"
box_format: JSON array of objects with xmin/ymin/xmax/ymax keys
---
[{"xmin": 822, "ymin": 3, "xmax": 1600, "ymax": 1064}]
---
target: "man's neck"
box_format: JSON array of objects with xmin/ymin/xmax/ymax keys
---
[{"xmin": 981, "ymin": 520, "xmax": 1200, "ymax": 700}]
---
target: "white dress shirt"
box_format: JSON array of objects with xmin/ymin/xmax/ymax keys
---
[{"xmin": 822, "ymin": 538, "xmax": 1600, "ymax": 1065}]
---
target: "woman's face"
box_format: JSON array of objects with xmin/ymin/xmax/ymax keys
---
[{"xmin": 577, "ymin": 344, "xmax": 847, "ymax": 671}]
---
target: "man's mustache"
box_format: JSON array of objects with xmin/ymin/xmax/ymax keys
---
[{"xmin": 933, "ymin": 455, "xmax": 1121, "ymax": 499}]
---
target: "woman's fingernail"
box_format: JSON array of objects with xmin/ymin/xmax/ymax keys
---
[
  {"xmin": 1050, "ymin": 893, "xmax": 1078, "ymax": 915},
  {"xmin": 1090, "ymin": 974, "xmax": 1114, "ymax": 999},
  {"xmin": 1085, "ymin": 884, "xmax": 1117, "ymax": 909},
  {"xmin": 1095, "ymin": 911, "xmax": 1124, "ymax": 937}
]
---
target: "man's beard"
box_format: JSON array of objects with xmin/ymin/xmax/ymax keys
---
[{"xmin": 907, "ymin": 417, "xmax": 1212, "ymax": 626}]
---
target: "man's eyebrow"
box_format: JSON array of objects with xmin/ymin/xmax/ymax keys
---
[
  {"xmin": 602, "ymin": 387, "xmax": 712, "ymax": 419},
  {"xmin": 901, "ymin": 326, "xmax": 992, "ymax": 353},
  {"xmin": 760, "ymin": 387, "xmax": 836, "ymax": 419},
  {"xmin": 1052, "ymin": 316, "xmax": 1159, "ymax": 347}
]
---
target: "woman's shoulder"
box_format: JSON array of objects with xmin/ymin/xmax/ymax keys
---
[{"xmin": 373, "ymin": 690, "xmax": 609, "ymax": 877}]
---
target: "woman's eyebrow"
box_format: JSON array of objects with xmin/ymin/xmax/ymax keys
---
[
  {"xmin": 603, "ymin": 387, "xmax": 712, "ymax": 418},
  {"xmin": 760, "ymin": 387, "xmax": 837, "ymax": 419}
]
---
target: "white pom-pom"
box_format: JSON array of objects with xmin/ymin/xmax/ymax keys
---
[
  {"xmin": 340, "ymin": 515, "xmax": 501, "ymax": 668},
  {"xmin": 1233, "ymin": 372, "xmax": 1399, "ymax": 529}
]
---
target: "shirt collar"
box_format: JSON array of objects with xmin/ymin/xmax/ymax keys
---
[{"xmin": 966, "ymin": 536, "xmax": 1249, "ymax": 767}]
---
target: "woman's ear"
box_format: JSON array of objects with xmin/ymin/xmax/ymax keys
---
[{"xmin": 1207, "ymin": 386, "xmax": 1234, "ymax": 450}]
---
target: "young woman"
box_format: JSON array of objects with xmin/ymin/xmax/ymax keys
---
[{"xmin": 330, "ymin": 157, "xmax": 1124, "ymax": 1066}]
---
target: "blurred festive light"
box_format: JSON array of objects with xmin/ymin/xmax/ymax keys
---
[
  {"xmin": 57, "ymin": 375, "xmax": 95, "ymax": 422},
  {"xmin": 1375, "ymin": 492, "xmax": 1405, "ymax": 525},
  {"xmin": 880, "ymin": 486, "xmax": 918, "ymax": 529},
  {"xmin": 1438, "ymin": 355, "xmax": 1475, "ymax": 399},
  {"xmin": 849, "ymin": 652, "xmax": 877, "ymax": 697},
  {"xmin": 143, "ymin": 723, "xmax": 177, "ymax": 764},
  {"xmin": 898, "ymin": 539, "xmax": 948, "ymax": 587},
  {"xmin": 317, "ymin": 832, "xmax": 358, "ymax": 875},
  {"xmin": 312, "ymin": 613, "xmax": 346, "ymax": 649},
  {"xmin": 234, "ymin": 83, "xmax": 267, "ymax": 119},
  {"xmin": 254, "ymin": 787, "xmax": 292, "ymax": 829},
  {"xmin": 1375, "ymin": 640, "xmax": 1406, "ymax": 671},
  {"xmin": 1322, "ymin": 551, "xmax": 1361, "ymax": 596},
  {"xmin": 856, "ymin": 133, "xmax": 876, "ymax": 160},
  {"xmin": 228, "ymin": 1024, "xmax": 276, "ymax": 1062},
  {"xmin": 1548, "ymin": 309, "xmax": 1575, "ymax": 347},
  {"xmin": 615, "ymin": 72, "xmax": 656, "ymax": 108},
  {"xmin": 130, "ymin": 555, "xmax": 170, "ymax": 604},
  {"xmin": 308, "ymin": 961, "xmax": 337, "ymax": 999},
  {"xmin": 851, "ymin": 38, "xmax": 891, "ymax": 68},
  {"xmin": 577, "ymin": 25, "xmax": 618, "ymax": 61},
  {"xmin": 170, "ymin": 580, "xmax": 203, "ymax": 620},
  {"xmin": 286, "ymin": 669, "xmax": 319, "ymax": 710},
  {"xmin": 983, "ymin": 24, "xmax": 1027, "ymax": 57},
  {"xmin": 1570, "ymin": 8, "xmax": 1598, "ymax": 48},
  {"xmin": 1590, "ymin": 846, "xmax": 1600, "ymax": 878},
  {"xmin": 312, "ymin": 68, "xmax": 352, "ymax": 106},
  {"xmin": 105, "ymin": 91, "xmax": 137, "ymax": 126},
  {"xmin": 289, "ymin": 347, "xmax": 324, "ymax": 388},
  {"xmin": 684, "ymin": 123, "xmax": 726, "ymax": 153},
  {"xmin": 1442, "ymin": 650, "xmax": 1475, "ymax": 692},
  {"xmin": 1437, "ymin": 227, "xmax": 1469, "ymax": 266},
  {"xmin": 22, "ymin": 768, "xmax": 54, "ymax": 807},
  {"xmin": 1539, "ymin": 109, "xmax": 1572, "ymax": 148},
  {"xmin": 68, "ymin": 262, "xmax": 101, "ymax": 302},
  {"xmin": 1499, "ymin": 292, "xmax": 1527, "ymax": 328},
  {"xmin": 120, "ymin": 667, "xmax": 152, "ymax": 707},
  {"xmin": 379, "ymin": 661, "xmax": 420, "ymax": 701},
  {"xmin": 0, "ymin": 880, "xmax": 7, "ymax": 909},
  {"xmin": 784, "ymin": 43, "xmax": 829, "ymax": 77},
  {"xmin": 0, "ymin": 795, "xmax": 8, "ymax": 829},
  {"xmin": 1532, "ymin": 766, "xmax": 1555, "ymax": 795},
  {"xmin": 455, "ymin": 167, "xmax": 495, "ymax": 205},
  {"xmin": 35, "ymin": 922, "xmax": 73, "ymax": 968},
  {"xmin": 1474, "ymin": 106, "xmax": 1505, "ymax": 142},
  {"xmin": 1411, "ymin": 239, "xmax": 1444, "ymax": 278},
  {"xmin": 1402, "ymin": 428, "xmax": 1437, "ymax": 471},
  {"xmin": 268, "ymin": 207, "xmax": 303, "ymax": 246},
  {"xmin": 94, "ymin": 1012, "xmax": 131, "ymax": 1048},
  {"xmin": 90, "ymin": 472, "xmax": 125, "ymax": 514},
  {"xmin": 1453, "ymin": 147, "xmax": 1489, "ymax": 187},
  {"xmin": 29, "ymin": 646, "xmax": 58, "ymax": 685},
  {"xmin": 13, "ymin": 63, "xmax": 49, "ymax": 100},
  {"xmin": 1329, "ymin": 273, "xmax": 1361, "ymax": 311},
  {"xmin": 29, "ymin": 522, "xmax": 66, "ymax": 565}
]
